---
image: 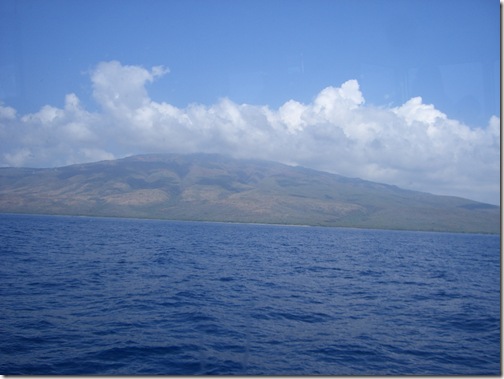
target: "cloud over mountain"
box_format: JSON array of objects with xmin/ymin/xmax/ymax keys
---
[{"xmin": 0, "ymin": 61, "xmax": 499, "ymax": 204}]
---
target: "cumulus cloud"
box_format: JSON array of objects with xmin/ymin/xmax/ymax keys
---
[
  {"xmin": 91, "ymin": 60, "xmax": 169, "ymax": 115},
  {"xmin": 0, "ymin": 104, "xmax": 16, "ymax": 120},
  {"xmin": 0, "ymin": 61, "xmax": 499, "ymax": 204}
]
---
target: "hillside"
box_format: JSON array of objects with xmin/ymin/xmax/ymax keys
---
[{"xmin": 0, "ymin": 153, "xmax": 499, "ymax": 233}]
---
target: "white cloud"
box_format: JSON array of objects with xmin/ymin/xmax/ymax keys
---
[
  {"xmin": 277, "ymin": 100, "xmax": 307, "ymax": 133},
  {"xmin": 80, "ymin": 147, "xmax": 116, "ymax": 162},
  {"xmin": 4, "ymin": 148, "xmax": 32, "ymax": 167},
  {"xmin": 91, "ymin": 60, "xmax": 169, "ymax": 115},
  {"xmin": 0, "ymin": 103, "xmax": 16, "ymax": 120},
  {"xmin": 0, "ymin": 61, "xmax": 499, "ymax": 204},
  {"xmin": 393, "ymin": 96, "xmax": 446, "ymax": 126}
]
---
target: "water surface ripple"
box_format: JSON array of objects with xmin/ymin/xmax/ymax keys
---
[{"xmin": 0, "ymin": 214, "xmax": 500, "ymax": 374}]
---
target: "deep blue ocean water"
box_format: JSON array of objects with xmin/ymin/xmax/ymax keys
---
[{"xmin": 0, "ymin": 213, "xmax": 500, "ymax": 375}]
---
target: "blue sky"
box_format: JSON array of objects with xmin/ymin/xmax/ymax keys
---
[
  {"xmin": 0, "ymin": 0, "xmax": 500, "ymax": 204},
  {"xmin": 2, "ymin": 0, "xmax": 499, "ymax": 125}
]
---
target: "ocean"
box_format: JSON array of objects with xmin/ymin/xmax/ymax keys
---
[{"xmin": 0, "ymin": 213, "xmax": 500, "ymax": 375}]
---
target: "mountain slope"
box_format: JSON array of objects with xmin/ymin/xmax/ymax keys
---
[{"xmin": 0, "ymin": 153, "xmax": 499, "ymax": 233}]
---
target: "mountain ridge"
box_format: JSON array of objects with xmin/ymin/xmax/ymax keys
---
[{"xmin": 0, "ymin": 153, "xmax": 499, "ymax": 233}]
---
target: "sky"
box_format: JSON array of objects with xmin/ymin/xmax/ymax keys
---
[{"xmin": 0, "ymin": 0, "xmax": 500, "ymax": 204}]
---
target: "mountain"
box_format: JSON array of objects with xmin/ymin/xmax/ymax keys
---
[{"xmin": 0, "ymin": 153, "xmax": 499, "ymax": 233}]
